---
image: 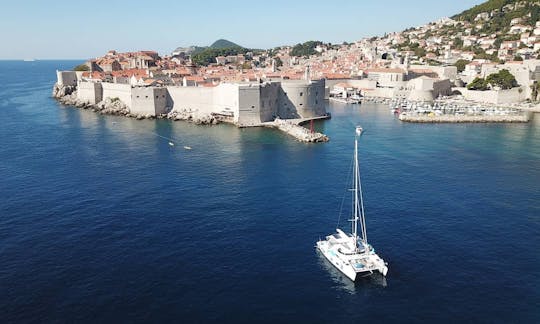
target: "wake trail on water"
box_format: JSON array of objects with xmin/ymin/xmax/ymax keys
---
[{"xmin": 111, "ymin": 121, "xmax": 191, "ymax": 150}]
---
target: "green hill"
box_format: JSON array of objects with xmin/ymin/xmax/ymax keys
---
[
  {"xmin": 210, "ymin": 39, "xmax": 243, "ymax": 49},
  {"xmin": 453, "ymin": 0, "xmax": 539, "ymax": 24}
]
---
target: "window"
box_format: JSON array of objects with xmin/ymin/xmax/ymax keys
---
[
  {"xmin": 300, "ymin": 92, "xmax": 303, "ymax": 96},
  {"xmin": 251, "ymin": 105, "xmax": 255, "ymax": 108},
  {"xmin": 145, "ymin": 95, "xmax": 148, "ymax": 98}
]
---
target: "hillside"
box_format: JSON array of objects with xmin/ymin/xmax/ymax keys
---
[
  {"xmin": 381, "ymin": 0, "xmax": 540, "ymax": 64},
  {"xmin": 453, "ymin": 0, "xmax": 537, "ymax": 22},
  {"xmin": 210, "ymin": 39, "xmax": 243, "ymax": 49},
  {"xmin": 451, "ymin": 0, "xmax": 540, "ymax": 34}
]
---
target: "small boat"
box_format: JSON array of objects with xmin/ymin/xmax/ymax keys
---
[
  {"xmin": 316, "ymin": 126, "xmax": 388, "ymax": 281},
  {"xmin": 183, "ymin": 146, "xmax": 192, "ymax": 150},
  {"xmin": 168, "ymin": 142, "xmax": 175, "ymax": 146}
]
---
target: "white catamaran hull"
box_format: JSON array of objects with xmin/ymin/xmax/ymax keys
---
[
  {"xmin": 317, "ymin": 238, "xmax": 388, "ymax": 281},
  {"xmin": 317, "ymin": 242, "xmax": 358, "ymax": 281}
]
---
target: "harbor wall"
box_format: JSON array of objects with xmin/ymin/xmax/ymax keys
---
[
  {"xmin": 399, "ymin": 113, "xmax": 530, "ymax": 123},
  {"xmin": 459, "ymin": 86, "xmax": 527, "ymax": 104}
]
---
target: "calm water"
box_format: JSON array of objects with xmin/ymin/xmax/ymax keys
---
[{"xmin": 1, "ymin": 61, "xmax": 539, "ymax": 323}]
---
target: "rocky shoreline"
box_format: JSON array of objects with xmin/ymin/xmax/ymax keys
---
[
  {"xmin": 52, "ymin": 83, "xmax": 221, "ymax": 125},
  {"xmin": 52, "ymin": 83, "xmax": 330, "ymax": 143}
]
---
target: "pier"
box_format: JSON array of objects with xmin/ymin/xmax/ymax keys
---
[{"xmin": 262, "ymin": 116, "xmax": 330, "ymax": 143}]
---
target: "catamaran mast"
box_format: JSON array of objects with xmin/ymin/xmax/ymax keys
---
[
  {"xmin": 353, "ymin": 128, "xmax": 359, "ymax": 251},
  {"xmin": 355, "ymin": 127, "xmax": 368, "ymax": 248}
]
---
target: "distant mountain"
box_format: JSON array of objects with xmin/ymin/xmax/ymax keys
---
[
  {"xmin": 210, "ymin": 39, "xmax": 243, "ymax": 49},
  {"xmin": 172, "ymin": 39, "xmax": 245, "ymax": 56}
]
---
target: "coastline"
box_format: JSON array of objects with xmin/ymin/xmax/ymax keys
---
[{"xmin": 52, "ymin": 82, "xmax": 330, "ymax": 142}]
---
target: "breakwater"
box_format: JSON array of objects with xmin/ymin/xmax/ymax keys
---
[
  {"xmin": 264, "ymin": 117, "xmax": 330, "ymax": 143},
  {"xmin": 399, "ymin": 113, "xmax": 531, "ymax": 123},
  {"xmin": 391, "ymin": 96, "xmax": 533, "ymax": 123}
]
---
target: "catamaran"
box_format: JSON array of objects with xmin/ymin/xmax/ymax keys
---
[{"xmin": 316, "ymin": 126, "xmax": 388, "ymax": 281}]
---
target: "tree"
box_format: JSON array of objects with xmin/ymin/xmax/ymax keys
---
[
  {"xmin": 455, "ymin": 59, "xmax": 470, "ymax": 72},
  {"xmin": 467, "ymin": 77, "xmax": 488, "ymax": 90},
  {"xmin": 486, "ymin": 69, "xmax": 518, "ymax": 89},
  {"xmin": 73, "ymin": 63, "xmax": 89, "ymax": 71},
  {"xmin": 414, "ymin": 47, "xmax": 426, "ymax": 58},
  {"xmin": 290, "ymin": 41, "xmax": 323, "ymax": 57},
  {"xmin": 467, "ymin": 69, "xmax": 518, "ymax": 91},
  {"xmin": 531, "ymin": 82, "xmax": 539, "ymax": 101},
  {"xmin": 191, "ymin": 46, "xmax": 248, "ymax": 66},
  {"xmin": 453, "ymin": 37, "xmax": 464, "ymax": 49},
  {"xmin": 513, "ymin": 55, "xmax": 523, "ymax": 61},
  {"xmin": 241, "ymin": 62, "xmax": 252, "ymax": 70},
  {"xmin": 274, "ymin": 57, "xmax": 283, "ymax": 67}
]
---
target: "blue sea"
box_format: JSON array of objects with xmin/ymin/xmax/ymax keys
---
[{"xmin": 0, "ymin": 60, "xmax": 539, "ymax": 323}]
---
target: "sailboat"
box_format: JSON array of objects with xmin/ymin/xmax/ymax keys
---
[{"xmin": 316, "ymin": 126, "xmax": 388, "ymax": 281}]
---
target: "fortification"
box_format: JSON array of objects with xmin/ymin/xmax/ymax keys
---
[
  {"xmin": 68, "ymin": 76, "xmax": 327, "ymax": 126},
  {"xmin": 56, "ymin": 71, "xmax": 78, "ymax": 86},
  {"xmin": 78, "ymin": 81, "xmax": 102, "ymax": 104},
  {"xmin": 279, "ymin": 80, "xmax": 325, "ymax": 118},
  {"xmin": 132, "ymin": 87, "xmax": 168, "ymax": 115}
]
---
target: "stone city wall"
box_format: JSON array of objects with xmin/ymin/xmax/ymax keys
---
[
  {"xmin": 77, "ymin": 81, "xmax": 102, "ymax": 104},
  {"xmin": 66, "ymin": 75, "xmax": 326, "ymax": 124},
  {"xmin": 131, "ymin": 87, "xmax": 168, "ymax": 115},
  {"xmin": 101, "ymin": 83, "xmax": 132, "ymax": 108},
  {"xmin": 56, "ymin": 71, "xmax": 78, "ymax": 86}
]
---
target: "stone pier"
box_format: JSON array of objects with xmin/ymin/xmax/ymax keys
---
[{"xmin": 264, "ymin": 116, "xmax": 330, "ymax": 143}]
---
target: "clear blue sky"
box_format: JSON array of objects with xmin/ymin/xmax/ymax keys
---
[{"xmin": 0, "ymin": 0, "xmax": 484, "ymax": 59}]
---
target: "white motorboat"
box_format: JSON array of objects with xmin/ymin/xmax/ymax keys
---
[{"xmin": 316, "ymin": 126, "xmax": 388, "ymax": 281}]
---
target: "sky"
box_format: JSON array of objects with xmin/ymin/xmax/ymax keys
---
[{"xmin": 0, "ymin": 0, "xmax": 485, "ymax": 59}]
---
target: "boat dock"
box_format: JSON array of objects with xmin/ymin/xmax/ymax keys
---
[{"xmin": 262, "ymin": 116, "xmax": 330, "ymax": 143}]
